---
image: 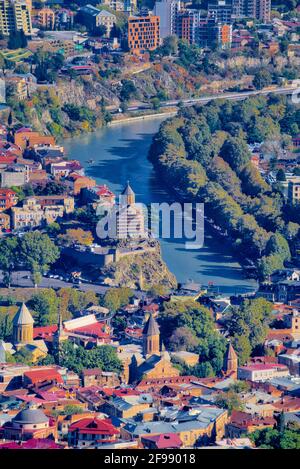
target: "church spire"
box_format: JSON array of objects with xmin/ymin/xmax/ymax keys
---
[{"xmin": 142, "ymin": 313, "xmax": 160, "ymax": 357}]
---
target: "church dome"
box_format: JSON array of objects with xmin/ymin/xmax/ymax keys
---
[{"xmin": 14, "ymin": 403, "xmax": 48, "ymax": 425}]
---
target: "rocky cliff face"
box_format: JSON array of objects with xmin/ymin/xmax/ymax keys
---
[{"xmin": 101, "ymin": 243, "xmax": 177, "ymax": 290}]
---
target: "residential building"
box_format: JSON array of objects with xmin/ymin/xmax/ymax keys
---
[
  {"xmin": 176, "ymin": 9, "xmax": 201, "ymax": 44},
  {"xmin": 1, "ymin": 167, "xmax": 27, "ymax": 188},
  {"xmin": 128, "ymin": 15, "xmax": 160, "ymax": 55},
  {"xmin": 14, "ymin": 128, "xmax": 55, "ymax": 150},
  {"xmin": 35, "ymin": 7, "xmax": 55, "ymax": 30},
  {"xmin": 288, "ymin": 178, "xmax": 300, "ymax": 204},
  {"xmin": 208, "ymin": 0, "xmax": 233, "ymax": 24},
  {"xmin": 78, "ymin": 5, "xmax": 116, "ymax": 37},
  {"xmin": 121, "ymin": 406, "xmax": 228, "ymax": 447},
  {"xmin": 0, "ymin": 0, "xmax": 32, "ymax": 36},
  {"xmin": 238, "ymin": 363, "xmax": 290, "ymax": 382},
  {"xmin": 67, "ymin": 173, "xmax": 96, "ymax": 196},
  {"xmin": 81, "ymin": 369, "xmax": 120, "ymax": 388},
  {"xmin": 11, "ymin": 196, "xmax": 72, "ymax": 230},
  {"xmin": 153, "ymin": 0, "xmax": 181, "ymax": 39},
  {"xmin": 68, "ymin": 417, "xmax": 119, "ymax": 448},
  {"xmin": 233, "ymin": 0, "xmax": 271, "ymax": 23},
  {"xmin": 0, "ymin": 188, "xmax": 17, "ymax": 211},
  {"xmin": 0, "ymin": 212, "xmax": 10, "ymax": 231}
]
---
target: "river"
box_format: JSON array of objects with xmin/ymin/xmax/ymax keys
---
[{"xmin": 63, "ymin": 117, "xmax": 257, "ymax": 296}]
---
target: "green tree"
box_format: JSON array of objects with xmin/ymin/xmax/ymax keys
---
[{"xmin": 19, "ymin": 231, "xmax": 60, "ymax": 277}]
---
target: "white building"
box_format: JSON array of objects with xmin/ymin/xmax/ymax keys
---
[{"xmin": 153, "ymin": 0, "xmax": 181, "ymax": 39}]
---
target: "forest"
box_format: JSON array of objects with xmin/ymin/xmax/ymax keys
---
[{"xmin": 149, "ymin": 95, "xmax": 300, "ymax": 279}]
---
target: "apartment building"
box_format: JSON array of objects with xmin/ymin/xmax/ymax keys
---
[
  {"xmin": 153, "ymin": 0, "xmax": 181, "ymax": 39},
  {"xmin": 11, "ymin": 195, "xmax": 74, "ymax": 229},
  {"xmin": 0, "ymin": 188, "xmax": 18, "ymax": 211},
  {"xmin": 0, "ymin": 0, "xmax": 32, "ymax": 36},
  {"xmin": 232, "ymin": 0, "xmax": 271, "ymax": 22},
  {"xmin": 128, "ymin": 15, "xmax": 160, "ymax": 55},
  {"xmin": 35, "ymin": 7, "xmax": 55, "ymax": 30},
  {"xmin": 176, "ymin": 9, "xmax": 201, "ymax": 44}
]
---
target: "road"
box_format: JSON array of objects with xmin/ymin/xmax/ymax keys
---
[
  {"xmin": 0, "ymin": 270, "xmax": 146, "ymax": 298},
  {"xmin": 109, "ymin": 86, "xmax": 299, "ymax": 114}
]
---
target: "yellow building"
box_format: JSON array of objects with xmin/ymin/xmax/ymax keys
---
[
  {"xmin": 0, "ymin": 0, "xmax": 32, "ymax": 36},
  {"xmin": 13, "ymin": 303, "xmax": 34, "ymax": 348}
]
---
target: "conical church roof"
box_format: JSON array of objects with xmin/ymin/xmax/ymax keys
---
[
  {"xmin": 121, "ymin": 181, "xmax": 134, "ymax": 196},
  {"xmin": 13, "ymin": 303, "xmax": 34, "ymax": 326},
  {"xmin": 143, "ymin": 313, "xmax": 159, "ymax": 336},
  {"xmin": 224, "ymin": 342, "xmax": 237, "ymax": 362}
]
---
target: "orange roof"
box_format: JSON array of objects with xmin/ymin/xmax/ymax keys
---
[{"xmin": 24, "ymin": 368, "xmax": 63, "ymax": 385}]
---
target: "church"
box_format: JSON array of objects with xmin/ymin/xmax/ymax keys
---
[
  {"xmin": 0, "ymin": 303, "xmax": 48, "ymax": 363},
  {"xmin": 108, "ymin": 182, "xmax": 146, "ymax": 240},
  {"xmin": 130, "ymin": 313, "xmax": 180, "ymax": 383}
]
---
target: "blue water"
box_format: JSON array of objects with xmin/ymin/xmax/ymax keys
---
[{"xmin": 63, "ymin": 117, "xmax": 257, "ymax": 295}]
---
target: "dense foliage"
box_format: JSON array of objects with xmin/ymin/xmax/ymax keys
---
[{"xmin": 149, "ymin": 95, "xmax": 300, "ymax": 278}]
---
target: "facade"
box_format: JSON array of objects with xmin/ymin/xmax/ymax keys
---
[
  {"xmin": 233, "ymin": 0, "xmax": 271, "ymax": 22},
  {"xmin": 0, "ymin": 188, "xmax": 17, "ymax": 211},
  {"xmin": 176, "ymin": 9, "xmax": 201, "ymax": 44},
  {"xmin": 11, "ymin": 195, "xmax": 74, "ymax": 230},
  {"xmin": 153, "ymin": 0, "xmax": 180, "ymax": 39},
  {"xmin": 68, "ymin": 418, "xmax": 119, "ymax": 448},
  {"xmin": 288, "ymin": 179, "xmax": 300, "ymax": 204},
  {"xmin": 128, "ymin": 15, "xmax": 160, "ymax": 55},
  {"xmin": 238, "ymin": 363, "xmax": 289, "ymax": 382},
  {"xmin": 0, "ymin": 212, "xmax": 10, "ymax": 231},
  {"xmin": 36, "ymin": 7, "xmax": 55, "ymax": 30},
  {"xmin": 208, "ymin": 0, "xmax": 233, "ymax": 24},
  {"xmin": 78, "ymin": 5, "xmax": 116, "ymax": 36},
  {"xmin": 0, "ymin": 0, "xmax": 32, "ymax": 36}
]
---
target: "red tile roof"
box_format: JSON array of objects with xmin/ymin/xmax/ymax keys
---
[
  {"xmin": 33, "ymin": 325, "xmax": 58, "ymax": 340},
  {"xmin": 142, "ymin": 433, "xmax": 183, "ymax": 449},
  {"xmin": 69, "ymin": 418, "xmax": 119, "ymax": 436},
  {"xmin": 24, "ymin": 368, "xmax": 64, "ymax": 385}
]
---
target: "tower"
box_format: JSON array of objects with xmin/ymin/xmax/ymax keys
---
[
  {"xmin": 53, "ymin": 305, "xmax": 67, "ymax": 354},
  {"xmin": 142, "ymin": 313, "xmax": 160, "ymax": 357},
  {"xmin": 223, "ymin": 342, "xmax": 238, "ymax": 377},
  {"xmin": 12, "ymin": 303, "xmax": 34, "ymax": 348},
  {"xmin": 120, "ymin": 181, "xmax": 135, "ymax": 206}
]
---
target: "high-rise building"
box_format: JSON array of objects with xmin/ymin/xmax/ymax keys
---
[
  {"xmin": 232, "ymin": 0, "xmax": 271, "ymax": 23},
  {"xmin": 198, "ymin": 16, "xmax": 232, "ymax": 49},
  {"xmin": 128, "ymin": 15, "xmax": 160, "ymax": 55},
  {"xmin": 176, "ymin": 9, "xmax": 201, "ymax": 45},
  {"xmin": 0, "ymin": 0, "xmax": 32, "ymax": 36},
  {"xmin": 153, "ymin": 0, "xmax": 181, "ymax": 39},
  {"xmin": 208, "ymin": 0, "xmax": 233, "ymax": 24}
]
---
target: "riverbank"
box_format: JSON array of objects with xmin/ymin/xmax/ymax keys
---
[
  {"xmin": 64, "ymin": 117, "xmax": 257, "ymax": 295},
  {"xmin": 109, "ymin": 109, "xmax": 177, "ymax": 126}
]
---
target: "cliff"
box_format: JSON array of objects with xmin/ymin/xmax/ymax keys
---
[{"xmin": 100, "ymin": 242, "xmax": 177, "ymax": 290}]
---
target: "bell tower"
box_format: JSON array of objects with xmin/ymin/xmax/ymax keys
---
[
  {"xmin": 13, "ymin": 303, "xmax": 34, "ymax": 348},
  {"xmin": 142, "ymin": 313, "xmax": 160, "ymax": 358}
]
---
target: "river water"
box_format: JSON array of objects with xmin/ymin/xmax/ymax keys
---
[{"xmin": 64, "ymin": 117, "xmax": 257, "ymax": 295}]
